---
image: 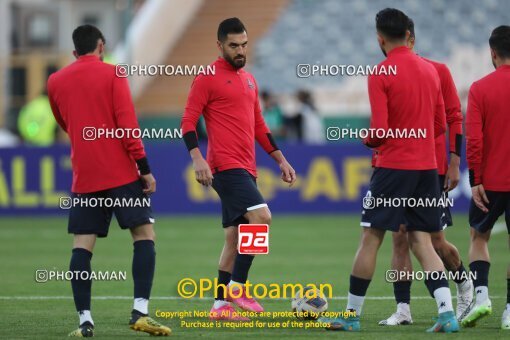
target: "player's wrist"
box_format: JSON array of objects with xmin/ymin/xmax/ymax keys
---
[{"xmin": 449, "ymin": 153, "xmax": 460, "ymax": 166}]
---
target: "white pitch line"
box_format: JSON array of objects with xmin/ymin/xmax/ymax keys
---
[{"xmin": 0, "ymin": 296, "xmax": 504, "ymax": 300}]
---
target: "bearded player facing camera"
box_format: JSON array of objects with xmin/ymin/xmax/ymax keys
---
[{"xmin": 181, "ymin": 17, "xmax": 296, "ymax": 321}]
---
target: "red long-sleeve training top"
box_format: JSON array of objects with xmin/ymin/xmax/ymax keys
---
[
  {"xmin": 364, "ymin": 46, "xmax": 446, "ymax": 170},
  {"xmin": 181, "ymin": 57, "xmax": 277, "ymax": 177},
  {"xmin": 466, "ymin": 64, "xmax": 510, "ymax": 191},
  {"xmin": 47, "ymin": 55, "xmax": 146, "ymax": 193},
  {"xmin": 423, "ymin": 58, "xmax": 463, "ymax": 175}
]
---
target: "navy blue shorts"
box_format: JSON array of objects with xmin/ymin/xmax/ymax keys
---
[
  {"xmin": 212, "ymin": 169, "xmax": 267, "ymax": 228},
  {"xmin": 361, "ymin": 168, "xmax": 442, "ymax": 232},
  {"xmin": 469, "ymin": 190, "xmax": 510, "ymax": 234},
  {"xmin": 68, "ymin": 179, "xmax": 154, "ymax": 238}
]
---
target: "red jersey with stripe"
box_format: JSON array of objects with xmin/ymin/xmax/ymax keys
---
[
  {"xmin": 423, "ymin": 57, "xmax": 463, "ymax": 175},
  {"xmin": 181, "ymin": 57, "xmax": 276, "ymax": 177},
  {"xmin": 466, "ymin": 64, "xmax": 510, "ymax": 191},
  {"xmin": 48, "ymin": 55, "xmax": 146, "ymax": 193}
]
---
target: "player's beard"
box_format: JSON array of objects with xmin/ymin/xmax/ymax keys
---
[{"xmin": 224, "ymin": 53, "xmax": 246, "ymax": 69}]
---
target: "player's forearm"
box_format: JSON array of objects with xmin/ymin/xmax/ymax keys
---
[
  {"xmin": 449, "ymin": 152, "xmax": 460, "ymax": 167},
  {"xmin": 270, "ymin": 149, "xmax": 287, "ymax": 164},
  {"xmin": 189, "ymin": 147, "xmax": 204, "ymax": 160}
]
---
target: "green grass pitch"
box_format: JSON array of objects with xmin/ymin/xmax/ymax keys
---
[{"xmin": 0, "ymin": 214, "xmax": 508, "ymax": 339}]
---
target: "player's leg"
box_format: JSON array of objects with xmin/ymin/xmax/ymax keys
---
[
  {"xmin": 503, "ymin": 237, "xmax": 510, "ymax": 330},
  {"xmin": 431, "ymin": 231, "xmax": 473, "ymax": 320},
  {"xmin": 379, "ymin": 224, "xmax": 413, "ymax": 326},
  {"xmin": 225, "ymin": 206, "xmax": 271, "ymax": 313},
  {"xmin": 231, "ymin": 206, "xmax": 271, "ymax": 287},
  {"xmin": 110, "ymin": 179, "xmax": 170, "ymax": 335},
  {"xmin": 407, "ymin": 230, "xmax": 457, "ymax": 332},
  {"xmin": 321, "ymin": 227, "xmax": 385, "ymax": 331},
  {"xmin": 68, "ymin": 234, "xmax": 97, "ymax": 337},
  {"xmin": 67, "ymin": 191, "xmax": 111, "ymax": 337},
  {"xmin": 406, "ymin": 169, "xmax": 457, "ymax": 332},
  {"xmin": 210, "ymin": 169, "xmax": 266, "ymax": 316},
  {"xmin": 210, "ymin": 225, "xmax": 249, "ymax": 321},
  {"xmin": 503, "ymin": 197, "xmax": 510, "ymax": 329},
  {"xmin": 321, "ymin": 168, "xmax": 413, "ymax": 331},
  {"xmin": 462, "ymin": 190, "xmax": 506, "ymax": 327}
]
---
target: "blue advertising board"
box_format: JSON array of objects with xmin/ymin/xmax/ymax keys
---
[{"xmin": 0, "ymin": 144, "xmax": 473, "ymax": 215}]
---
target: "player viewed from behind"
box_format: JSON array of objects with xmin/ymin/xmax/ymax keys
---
[
  {"xmin": 47, "ymin": 25, "xmax": 170, "ymax": 336},
  {"xmin": 319, "ymin": 8, "xmax": 459, "ymax": 333},
  {"xmin": 461, "ymin": 25, "xmax": 510, "ymax": 330},
  {"xmin": 379, "ymin": 18, "xmax": 473, "ymax": 326},
  {"xmin": 181, "ymin": 17, "xmax": 296, "ymax": 321}
]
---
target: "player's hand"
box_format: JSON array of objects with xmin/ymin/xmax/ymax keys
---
[
  {"xmin": 279, "ymin": 160, "xmax": 297, "ymax": 187},
  {"xmin": 444, "ymin": 165, "xmax": 460, "ymax": 192},
  {"xmin": 193, "ymin": 157, "xmax": 213, "ymax": 186},
  {"xmin": 141, "ymin": 173, "xmax": 156, "ymax": 194},
  {"xmin": 471, "ymin": 184, "xmax": 489, "ymax": 213}
]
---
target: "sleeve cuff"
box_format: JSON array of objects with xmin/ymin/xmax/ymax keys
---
[
  {"xmin": 469, "ymin": 167, "xmax": 481, "ymax": 187},
  {"xmin": 136, "ymin": 157, "xmax": 151, "ymax": 175}
]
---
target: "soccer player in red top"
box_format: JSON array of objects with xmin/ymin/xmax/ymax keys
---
[
  {"xmin": 379, "ymin": 18, "xmax": 473, "ymax": 326},
  {"xmin": 462, "ymin": 25, "xmax": 510, "ymax": 330},
  {"xmin": 47, "ymin": 25, "xmax": 170, "ymax": 336},
  {"xmin": 181, "ymin": 18, "xmax": 296, "ymax": 320},
  {"xmin": 320, "ymin": 9, "xmax": 458, "ymax": 333}
]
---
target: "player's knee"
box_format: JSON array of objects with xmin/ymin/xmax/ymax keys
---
[
  {"xmin": 248, "ymin": 208, "xmax": 272, "ymax": 225},
  {"xmin": 470, "ymin": 229, "xmax": 490, "ymax": 244},
  {"xmin": 392, "ymin": 232, "xmax": 409, "ymax": 253},
  {"xmin": 131, "ymin": 223, "xmax": 155, "ymax": 241}
]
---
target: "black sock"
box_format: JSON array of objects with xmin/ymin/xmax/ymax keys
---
[
  {"xmin": 452, "ymin": 262, "xmax": 468, "ymax": 284},
  {"xmin": 393, "ymin": 281, "xmax": 411, "ymax": 304},
  {"xmin": 469, "ymin": 260, "xmax": 490, "ymax": 288},
  {"xmin": 424, "ymin": 276, "xmax": 449, "ymax": 298},
  {"xmin": 349, "ymin": 275, "xmax": 371, "ymax": 296},
  {"xmin": 132, "ymin": 240, "xmax": 155, "ymax": 300},
  {"xmin": 70, "ymin": 248, "xmax": 93, "ymax": 312},
  {"xmin": 231, "ymin": 254, "xmax": 255, "ymax": 284},
  {"xmin": 216, "ymin": 270, "xmax": 231, "ymax": 300},
  {"xmin": 507, "ymin": 278, "xmax": 510, "ymax": 304}
]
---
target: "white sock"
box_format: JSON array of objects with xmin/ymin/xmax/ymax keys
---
[
  {"xmin": 229, "ymin": 280, "xmax": 244, "ymax": 288},
  {"xmin": 506, "ymin": 303, "xmax": 510, "ymax": 312},
  {"xmin": 397, "ymin": 302, "xmax": 410, "ymax": 315},
  {"xmin": 433, "ymin": 287, "xmax": 454, "ymax": 313},
  {"xmin": 346, "ymin": 292, "xmax": 365, "ymax": 316},
  {"xmin": 474, "ymin": 286, "xmax": 489, "ymax": 304},
  {"xmin": 133, "ymin": 298, "xmax": 149, "ymax": 315},
  {"xmin": 78, "ymin": 310, "xmax": 94, "ymax": 326},
  {"xmin": 213, "ymin": 300, "xmax": 229, "ymax": 309}
]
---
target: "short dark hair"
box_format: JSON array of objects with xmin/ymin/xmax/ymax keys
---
[
  {"xmin": 217, "ymin": 17, "xmax": 246, "ymax": 42},
  {"xmin": 72, "ymin": 24, "xmax": 105, "ymax": 56},
  {"xmin": 489, "ymin": 25, "xmax": 510, "ymax": 59},
  {"xmin": 375, "ymin": 8, "xmax": 409, "ymax": 41},
  {"xmin": 408, "ymin": 18, "xmax": 415, "ymax": 39}
]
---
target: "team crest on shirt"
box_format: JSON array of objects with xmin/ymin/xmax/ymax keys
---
[{"xmin": 247, "ymin": 78, "xmax": 255, "ymax": 89}]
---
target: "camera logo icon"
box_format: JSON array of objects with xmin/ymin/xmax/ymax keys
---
[
  {"xmin": 115, "ymin": 64, "xmax": 129, "ymax": 78},
  {"xmin": 385, "ymin": 270, "xmax": 399, "ymax": 283},
  {"xmin": 35, "ymin": 270, "xmax": 48, "ymax": 283},
  {"xmin": 326, "ymin": 127, "xmax": 341, "ymax": 141},
  {"xmin": 362, "ymin": 196, "xmax": 376, "ymax": 209},
  {"xmin": 296, "ymin": 64, "xmax": 311, "ymax": 78},
  {"xmin": 59, "ymin": 197, "xmax": 73, "ymax": 210},
  {"xmin": 82, "ymin": 127, "xmax": 96, "ymax": 141}
]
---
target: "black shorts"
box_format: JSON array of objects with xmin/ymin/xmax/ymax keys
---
[
  {"xmin": 212, "ymin": 168, "xmax": 267, "ymax": 228},
  {"xmin": 469, "ymin": 190, "xmax": 510, "ymax": 234},
  {"xmin": 361, "ymin": 168, "xmax": 442, "ymax": 232},
  {"xmin": 438, "ymin": 175, "xmax": 453, "ymax": 229},
  {"xmin": 68, "ymin": 179, "xmax": 154, "ymax": 238}
]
